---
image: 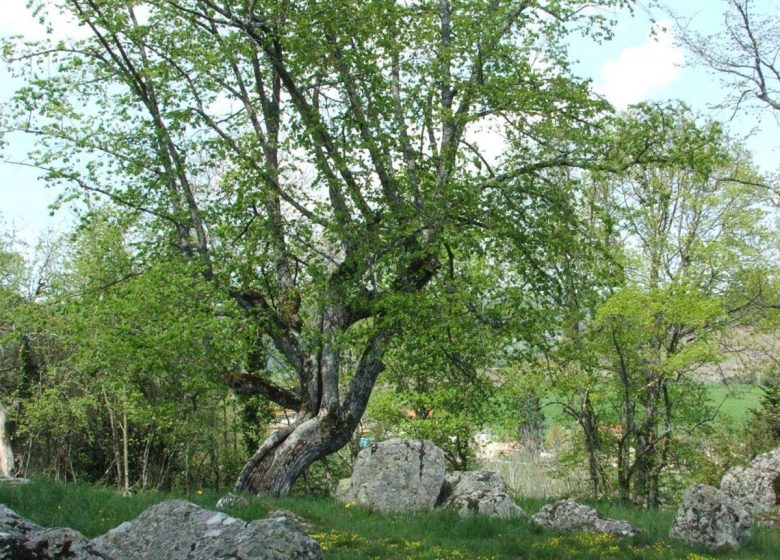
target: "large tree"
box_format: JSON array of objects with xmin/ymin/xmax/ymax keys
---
[{"xmin": 2, "ymin": 0, "xmax": 637, "ymax": 496}]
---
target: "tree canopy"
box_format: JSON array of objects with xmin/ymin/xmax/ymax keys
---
[
  {"xmin": 7, "ymin": 0, "xmax": 776, "ymax": 499},
  {"xmin": 1, "ymin": 0, "xmax": 650, "ymax": 495}
]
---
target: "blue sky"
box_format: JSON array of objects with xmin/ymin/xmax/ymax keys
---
[{"xmin": 1, "ymin": 0, "xmax": 778, "ymax": 249}]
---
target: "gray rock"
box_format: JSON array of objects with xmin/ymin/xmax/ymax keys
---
[
  {"xmin": 267, "ymin": 510, "xmax": 312, "ymax": 533},
  {"xmin": 90, "ymin": 500, "xmax": 322, "ymax": 560},
  {"xmin": 669, "ymin": 484, "xmax": 752, "ymax": 552},
  {"xmin": 0, "ymin": 476, "xmax": 30, "ymax": 486},
  {"xmin": 0, "ymin": 503, "xmax": 109, "ymax": 559},
  {"xmin": 721, "ymin": 446, "xmax": 780, "ymax": 516},
  {"xmin": 215, "ymin": 492, "xmax": 249, "ymax": 510},
  {"xmin": 336, "ymin": 438, "xmax": 445, "ymax": 513},
  {"xmin": 530, "ymin": 499, "xmax": 641, "ymax": 538},
  {"xmin": 334, "ymin": 478, "xmax": 352, "ymax": 502},
  {"xmin": 440, "ymin": 471, "xmax": 526, "ymax": 519},
  {"xmin": 753, "ymin": 511, "xmax": 780, "ymax": 529}
]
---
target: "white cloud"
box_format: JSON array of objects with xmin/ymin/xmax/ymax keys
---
[
  {"xmin": 132, "ymin": 3, "xmax": 152, "ymax": 26},
  {"xmin": 0, "ymin": 0, "xmax": 91, "ymax": 42},
  {"xmin": 596, "ymin": 20, "xmax": 684, "ymax": 109},
  {"xmin": 465, "ymin": 116, "xmax": 508, "ymax": 169}
]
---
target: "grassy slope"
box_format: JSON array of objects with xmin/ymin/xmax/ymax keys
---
[
  {"xmin": 542, "ymin": 384, "xmax": 763, "ymax": 427},
  {"xmin": 708, "ymin": 384, "xmax": 764, "ymax": 420},
  {"xmin": 1, "ymin": 480, "xmax": 779, "ymax": 559}
]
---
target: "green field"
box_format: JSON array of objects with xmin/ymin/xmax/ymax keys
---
[
  {"xmin": 707, "ymin": 384, "xmax": 764, "ymax": 420},
  {"xmin": 541, "ymin": 383, "xmax": 763, "ymax": 431},
  {"xmin": 1, "ymin": 480, "xmax": 778, "ymax": 559}
]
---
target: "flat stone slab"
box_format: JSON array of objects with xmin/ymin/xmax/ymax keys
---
[
  {"xmin": 531, "ymin": 499, "xmax": 641, "ymax": 538},
  {"xmin": 91, "ymin": 500, "xmax": 322, "ymax": 560},
  {"xmin": 0, "ymin": 503, "xmax": 107, "ymax": 559}
]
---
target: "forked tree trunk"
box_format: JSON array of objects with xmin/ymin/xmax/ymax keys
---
[
  {"xmin": 232, "ymin": 324, "xmax": 391, "ymax": 496},
  {"xmin": 235, "ymin": 412, "xmax": 356, "ymax": 496}
]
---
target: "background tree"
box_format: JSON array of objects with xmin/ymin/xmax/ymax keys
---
[
  {"xmin": 674, "ymin": 0, "xmax": 780, "ymax": 115},
  {"xmin": 0, "ymin": 219, "xmax": 68, "ymax": 478},
  {"xmin": 0, "ymin": 226, "xmax": 27, "ymax": 391},
  {"xmin": 671, "ymin": 0, "xmax": 780, "ymax": 203},
  {"xmin": 6, "ymin": 212, "xmax": 250, "ymax": 490},
  {"xmin": 545, "ymin": 104, "xmax": 776, "ymax": 506}
]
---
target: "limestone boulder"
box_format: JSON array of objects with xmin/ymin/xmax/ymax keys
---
[
  {"xmin": 215, "ymin": 493, "xmax": 249, "ymax": 510},
  {"xmin": 335, "ymin": 478, "xmax": 352, "ymax": 501},
  {"xmin": 0, "ymin": 501, "xmax": 323, "ymax": 560},
  {"xmin": 440, "ymin": 471, "xmax": 526, "ymax": 519},
  {"xmin": 0, "ymin": 503, "xmax": 107, "ymax": 560},
  {"xmin": 753, "ymin": 511, "xmax": 780, "ymax": 529},
  {"xmin": 266, "ymin": 510, "xmax": 312, "ymax": 534},
  {"xmin": 91, "ymin": 500, "xmax": 322, "ymax": 560},
  {"xmin": 0, "ymin": 477, "xmax": 30, "ymax": 487},
  {"xmin": 721, "ymin": 446, "xmax": 780, "ymax": 516},
  {"xmin": 530, "ymin": 499, "xmax": 641, "ymax": 538},
  {"xmin": 669, "ymin": 484, "xmax": 752, "ymax": 552},
  {"xmin": 336, "ymin": 439, "xmax": 445, "ymax": 513}
]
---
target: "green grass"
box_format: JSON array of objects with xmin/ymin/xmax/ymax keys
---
[
  {"xmin": 541, "ymin": 383, "xmax": 763, "ymax": 432},
  {"xmin": 707, "ymin": 384, "xmax": 763, "ymax": 420},
  {"xmin": 1, "ymin": 480, "xmax": 779, "ymax": 559}
]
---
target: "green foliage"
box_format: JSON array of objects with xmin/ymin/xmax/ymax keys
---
[
  {"xmin": 0, "ymin": 0, "xmax": 654, "ymax": 492},
  {"xmin": 490, "ymin": 378, "xmax": 546, "ymax": 447},
  {"xmin": 592, "ymin": 287, "xmax": 722, "ymax": 373},
  {"xmin": 236, "ymin": 395, "xmax": 275, "ymax": 457},
  {"xmin": 0, "ymin": 228, "xmax": 28, "ymax": 394},
  {"xmin": 367, "ymin": 384, "xmax": 490, "ymax": 470},
  {"xmin": 756, "ymin": 384, "xmax": 780, "ymax": 440},
  {"xmin": 291, "ymin": 455, "xmax": 353, "ymax": 498},
  {"xmin": 6, "ymin": 214, "xmax": 258, "ymax": 490},
  {"xmin": 366, "ymin": 257, "xmax": 550, "ymax": 469}
]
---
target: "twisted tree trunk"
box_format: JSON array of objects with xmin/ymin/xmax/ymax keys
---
[
  {"xmin": 231, "ymin": 307, "xmax": 395, "ymax": 496},
  {"xmin": 235, "ymin": 414, "xmax": 352, "ymax": 496}
]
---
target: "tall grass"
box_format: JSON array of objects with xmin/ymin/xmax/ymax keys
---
[
  {"xmin": 1, "ymin": 479, "xmax": 779, "ymax": 559},
  {"xmin": 481, "ymin": 450, "xmax": 587, "ymax": 499}
]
